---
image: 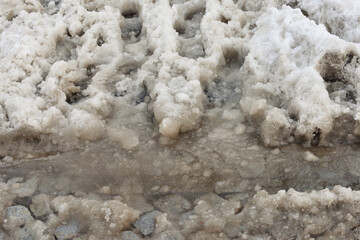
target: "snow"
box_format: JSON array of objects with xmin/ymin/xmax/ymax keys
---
[{"xmin": 1, "ymin": 0, "xmax": 360, "ymax": 239}]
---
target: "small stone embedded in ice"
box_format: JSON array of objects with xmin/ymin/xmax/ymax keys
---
[
  {"xmin": 203, "ymin": 169, "xmax": 212, "ymax": 178},
  {"xmin": 121, "ymin": 231, "xmax": 142, "ymax": 240},
  {"xmin": 271, "ymin": 148, "xmax": 281, "ymax": 155},
  {"xmin": 153, "ymin": 194, "xmax": 191, "ymax": 214},
  {"xmin": 304, "ymin": 151, "xmax": 319, "ymax": 162},
  {"xmin": 160, "ymin": 185, "xmax": 170, "ymax": 193},
  {"xmin": 6, "ymin": 205, "xmax": 33, "ymax": 223},
  {"xmin": 98, "ymin": 186, "xmax": 111, "ymax": 195},
  {"xmin": 133, "ymin": 211, "xmax": 162, "ymax": 236},
  {"xmin": 30, "ymin": 193, "xmax": 51, "ymax": 217},
  {"xmin": 151, "ymin": 186, "xmax": 160, "ymax": 191},
  {"xmin": 2, "ymin": 156, "xmax": 13, "ymax": 163},
  {"xmin": 254, "ymin": 184, "xmax": 262, "ymax": 192},
  {"xmin": 18, "ymin": 230, "xmax": 34, "ymax": 240},
  {"xmin": 13, "ymin": 177, "xmax": 39, "ymax": 198},
  {"xmin": 55, "ymin": 223, "xmax": 78, "ymax": 240}
]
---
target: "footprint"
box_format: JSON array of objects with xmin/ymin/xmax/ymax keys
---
[
  {"xmin": 176, "ymin": 6, "xmax": 206, "ymax": 59},
  {"xmin": 178, "ymin": 38, "xmax": 205, "ymax": 59},
  {"xmin": 317, "ymin": 52, "xmax": 360, "ymax": 144},
  {"xmin": 40, "ymin": 0, "xmax": 61, "ymax": 14},
  {"xmin": 223, "ymin": 48, "xmax": 243, "ymax": 69},
  {"xmin": 204, "ymin": 78, "xmax": 238, "ymax": 109},
  {"xmin": 55, "ymin": 33, "xmax": 77, "ymax": 61},
  {"xmin": 113, "ymin": 57, "xmax": 148, "ymax": 105},
  {"xmin": 65, "ymin": 65, "xmax": 94, "ymax": 105},
  {"xmin": 176, "ymin": 7, "xmax": 205, "ymax": 39},
  {"xmin": 121, "ymin": 8, "xmax": 142, "ymax": 45},
  {"xmin": 203, "ymin": 48, "xmax": 243, "ymax": 108},
  {"xmin": 65, "ymin": 81, "xmax": 89, "ymax": 104},
  {"xmin": 319, "ymin": 52, "xmax": 359, "ymax": 105}
]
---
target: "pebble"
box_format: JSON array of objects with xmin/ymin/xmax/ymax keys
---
[
  {"xmin": 215, "ymin": 179, "xmax": 250, "ymax": 194},
  {"xmin": 19, "ymin": 230, "xmax": 34, "ymax": 240},
  {"xmin": 55, "ymin": 222, "xmax": 78, "ymax": 240},
  {"xmin": 153, "ymin": 194, "xmax": 191, "ymax": 214},
  {"xmin": 155, "ymin": 230, "xmax": 185, "ymax": 240},
  {"xmin": 224, "ymin": 222, "xmax": 246, "ymax": 238},
  {"xmin": 121, "ymin": 231, "xmax": 142, "ymax": 240},
  {"xmin": 7, "ymin": 205, "xmax": 33, "ymax": 222},
  {"xmin": 247, "ymin": 145, "xmax": 260, "ymax": 151},
  {"xmin": 202, "ymin": 170, "xmax": 212, "ymax": 178},
  {"xmin": 159, "ymin": 185, "xmax": 170, "ymax": 193},
  {"xmin": 151, "ymin": 186, "xmax": 160, "ymax": 191},
  {"xmin": 254, "ymin": 184, "xmax": 262, "ymax": 192},
  {"xmin": 98, "ymin": 186, "xmax": 111, "ymax": 194},
  {"xmin": 4, "ymin": 206, "xmax": 35, "ymax": 240},
  {"xmin": 304, "ymin": 151, "xmax": 319, "ymax": 162},
  {"xmin": 271, "ymin": 148, "xmax": 281, "ymax": 155},
  {"xmin": 133, "ymin": 211, "xmax": 161, "ymax": 236}
]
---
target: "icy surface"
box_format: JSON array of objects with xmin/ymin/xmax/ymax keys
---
[{"xmin": 1, "ymin": 0, "xmax": 360, "ymax": 239}]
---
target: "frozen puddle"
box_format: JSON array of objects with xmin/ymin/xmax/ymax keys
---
[{"xmin": 1, "ymin": 0, "xmax": 360, "ymax": 239}]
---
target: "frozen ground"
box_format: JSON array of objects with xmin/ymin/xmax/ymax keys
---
[{"xmin": 1, "ymin": 0, "xmax": 360, "ymax": 239}]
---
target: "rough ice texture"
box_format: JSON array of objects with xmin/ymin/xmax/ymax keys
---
[
  {"xmin": 50, "ymin": 195, "xmax": 140, "ymax": 237},
  {"xmin": 0, "ymin": 177, "xmax": 139, "ymax": 239},
  {"xmin": 4, "ymin": 176, "xmax": 360, "ymax": 239},
  {"xmin": 239, "ymin": 186, "xmax": 360, "ymax": 239}
]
